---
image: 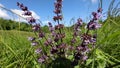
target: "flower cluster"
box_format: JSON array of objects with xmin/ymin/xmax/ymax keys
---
[
  {"xmin": 17, "ymin": 2, "xmax": 36, "ymax": 24},
  {"xmin": 72, "ymin": 8, "xmax": 102, "ymax": 65},
  {"xmin": 87, "ymin": 8, "xmax": 102, "ymax": 30},
  {"xmin": 53, "ymin": 0, "xmax": 63, "ymax": 22},
  {"xmin": 17, "ymin": 2, "xmax": 47, "ymax": 62},
  {"xmin": 71, "ymin": 8, "xmax": 102, "ymax": 66},
  {"xmin": 17, "ymin": 0, "xmax": 102, "ymax": 67}
]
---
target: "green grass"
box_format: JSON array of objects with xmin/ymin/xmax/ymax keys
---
[{"xmin": 0, "ymin": 30, "xmax": 40, "ymax": 68}]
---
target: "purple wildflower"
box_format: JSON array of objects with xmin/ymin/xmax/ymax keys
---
[
  {"xmin": 82, "ymin": 46, "xmax": 90, "ymax": 53},
  {"xmin": 44, "ymin": 41, "xmax": 49, "ymax": 46},
  {"xmin": 74, "ymin": 18, "xmax": 83, "ymax": 32},
  {"xmin": 17, "ymin": 2, "xmax": 28, "ymax": 11},
  {"xmin": 39, "ymin": 32, "xmax": 45, "ymax": 38},
  {"xmin": 48, "ymin": 22, "xmax": 54, "ymax": 32},
  {"xmin": 53, "ymin": 15, "xmax": 63, "ymax": 21},
  {"xmin": 26, "ymin": 17, "xmax": 36, "ymax": 24},
  {"xmin": 21, "ymin": 6, "xmax": 28, "ymax": 11},
  {"xmin": 54, "ymin": 1, "xmax": 62, "ymax": 10},
  {"xmin": 53, "ymin": 33, "xmax": 65, "ymax": 41},
  {"xmin": 84, "ymin": 46, "xmax": 90, "ymax": 53},
  {"xmin": 54, "ymin": 36, "xmax": 59, "ymax": 42},
  {"xmin": 50, "ymin": 46, "xmax": 58, "ymax": 54},
  {"xmin": 35, "ymin": 48, "xmax": 42, "ymax": 54},
  {"xmin": 31, "ymin": 42, "xmax": 38, "ymax": 46},
  {"xmin": 76, "ymin": 46, "xmax": 83, "ymax": 51},
  {"xmin": 32, "ymin": 24, "xmax": 40, "ymax": 31},
  {"xmin": 49, "ymin": 27, "xmax": 54, "ymax": 32},
  {"xmin": 74, "ymin": 52, "xmax": 81, "ymax": 60},
  {"xmin": 48, "ymin": 38, "xmax": 53, "ymax": 43},
  {"xmin": 38, "ymin": 57, "xmax": 45, "ymax": 63},
  {"xmin": 53, "ymin": 0, "xmax": 63, "ymax": 21},
  {"xmin": 97, "ymin": 8, "xmax": 102, "ymax": 13},
  {"xmin": 73, "ymin": 32, "xmax": 79, "ymax": 37},
  {"xmin": 77, "ymin": 18, "xmax": 83, "ymax": 26},
  {"xmin": 68, "ymin": 46, "xmax": 75, "ymax": 50},
  {"xmin": 38, "ymin": 55, "xmax": 48, "ymax": 63},
  {"xmin": 55, "ymin": 24, "xmax": 64, "ymax": 30},
  {"xmin": 23, "ymin": 11, "xmax": 32, "ymax": 16},
  {"xmin": 44, "ymin": 38, "xmax": 53, "ymax": 46},
  {"xmin": 28, "ymin": 37, "xmax": 35, "ymax": 41},
  {"xmin": 51, "ymin": 31, "xmax": 56, "ymax": 37},
  {"xmin": 87, "ymin": 21, "xmax": 101, "ymax": 30},
  {"xmin": 54, "ymin": 9, "xmax": 61, "ymax": 14},
  {"xmin": 83, "ymin": 39, "xmax": 90, "ymax": 45},
  {"xmin": 71, "ymin": 38, "xmax": 76, "ymax": 44},
  {"xmin": 90, "ymin": 37, "xmax": 96, "ymax": 43},
  {"xmin": 59, "ymin": 33, "xmax": 65, "ymax": 38},
  {"xmin": 92, "ymin": 12, "xmax": 99, "ymax": 20},
  {"xmin": 48, "ymin": 22, "xmax": 52, "ymax": 27},
  {"xmin": 82, "ymin": 55, "xmax": 88, "ymax": 61},
  {"xmin": 58, "ymin": 43, "xmax": 66, "ymax": 49},
  {"xmin": 17, "ymin": 2, "xmax": 20, "ymax": 6}
]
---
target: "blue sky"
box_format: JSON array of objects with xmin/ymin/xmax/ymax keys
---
[{"xmin": 0, "ymin": 0, "xmax": 115, "ymax": 26}]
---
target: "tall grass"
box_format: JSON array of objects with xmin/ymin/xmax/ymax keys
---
[{"xmin": 0, "ymin": 30, "xmax": 41, "ymax": 68}]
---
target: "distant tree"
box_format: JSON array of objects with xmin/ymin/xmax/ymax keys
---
[{"xmin": 0, "ymin": 18, "xmax": 30, "ymax": 31}]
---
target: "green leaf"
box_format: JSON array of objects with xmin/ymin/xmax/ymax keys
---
[
  {"xmin": 99, "ymin": 31, "xmax": 120, "ymax": 44},
  {"xmin": 97, "ymin": 60, "xmax": 106, "ymax": 68},
  {"xmin": 86, "ymin": 59, "xmax": 93, "ymax": 66},
  {"xmin": 6, "ymin": 60, "xmax": 20, "ymax": 68},
  {"xmin": 74, "ymin": 65, "xmax": 79, "ymax": 68}
]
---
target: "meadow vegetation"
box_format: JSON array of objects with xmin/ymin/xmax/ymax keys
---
[{"xmin": 0, "ymin": 0, "xmax": 120, "ymax": 68}]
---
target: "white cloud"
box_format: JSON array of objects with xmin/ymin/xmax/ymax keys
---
[
  {"xmin": 0, "ymin": 3, "xmax": 4, "ymax": 7},
  {"xmin": 10, "ymin": 9, "xmax": 26, "ymax": 22},
  {"xmin": 11, "ymin": 9, "xmax": 40, "ymax": 22},
  {"xmin": 82, "ymin": 0, "xmax": 97, "ymax": 3},
  {"xmin": 31, "ymin": 11, "xmax": 40, "ymax": 19},
  {"xmin": 91, "ymin": 0, "xmax": 97, "ymax": 3},
  {"xmin": 0, "ymin": 9, "xmax": 10, "ymax": 19},
  {"xmin": 11, "ymin": 9, "xmax": 40, "ymax": 19},
  {"xmin": 0, "ymin": 4, "xmax": 10, "ymax": 19},
  {"xmin": 0, "ymin": 3, "xmax": 40, "ymax": 22},
  {"xmin": 42, "ymin": 20, "xmax": 50, "ymax": 25}
]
